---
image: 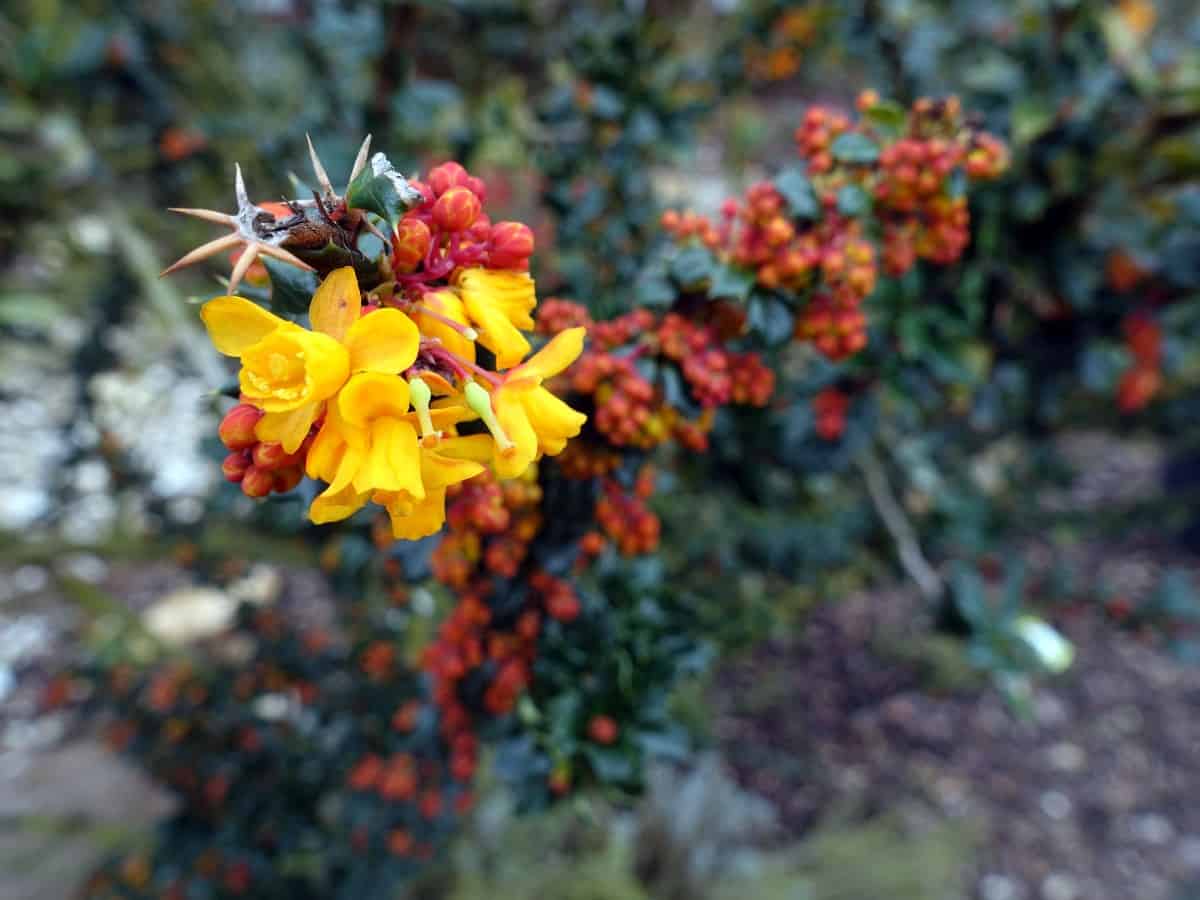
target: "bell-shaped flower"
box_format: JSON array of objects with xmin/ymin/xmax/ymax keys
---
[
  {"xmin": 200, "ymin": 267, "xmax": 420, "ymax": 452},
  {"xmin": 454, "ymin": 268, "xmax": 537, "ymax": 368},
  {"xmin": 464, "ymin": 327, "xmax": 587, "ymax": 478}
]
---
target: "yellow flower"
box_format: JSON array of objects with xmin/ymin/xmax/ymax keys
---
[
  {"xmin": 464, "ymin": 327, "xmax": 587, "ymax": 478},
  {"xmin": 200, "ymin": 267, "xmax": 420, "ymax": 452},
  {"xmin": 305, "ymin": 372, "xmax": 424, "ymax": 500},
  {"xmin": 454, "ymin": 268, "xmax": 537, "ymax": 368},
  {"xmin": 309, "ymin": 433, "xmax": 489, "ymax": 539},
  {"xmin": 413, "ymin": 289, "xmax": 476, "ymax": 363}
]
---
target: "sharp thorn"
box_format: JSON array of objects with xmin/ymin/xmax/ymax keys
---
[
  {"xmin": 347, "ymin": 134, "xmax": 372, "ymax": 189},
  {"xmin": 306, "ymin": 134, "xmax": 334, "ymax": 196},
  {"xmin": 257, "ymin": 242, "xmax": 316, "ymax": 271},
  {"xmin": 234, "ymin": 163, "xmax": 251, "ymax": 210},
  {"xmin": 159, "ymin": 233, "xmax": 243, "ymax": 277},
  {"xmin": 167, "ymin": 207, "xmax": 238, "ymax": 227},
  {"xmin": 227, "ymin": 243, "xmax": 259, "ymax": 293}
]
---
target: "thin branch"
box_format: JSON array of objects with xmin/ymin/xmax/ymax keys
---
[{"xmin": 856, "ymin": 446, "xmax": 944, "ymax": 601}]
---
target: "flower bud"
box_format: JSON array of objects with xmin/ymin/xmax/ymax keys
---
[
  {"xmin": 432, "ymin": 186, "xmax": 481, "ymax": 232},
  {"xmin": 252, "ymin": 441, "xmax": 298, "ymax": 470},
  {"xmin": 465, "ymin": 176, "xmax": 487, "ymax": 202},
  {"xmin": 222, "ymin": 451, "xmax": 251, "ymax": 483},
  {"xmin": 240, "ymin": 465, "xmax": 275, "ymax": 498},
  {"xmin": 487, "ymin": 221, "xmax": 535, "ymax": 269},
  {"xmin": 587, "ymin": 714, "xmax": 619, "ymax": 745},
  {"xmin": 274, "ymin": 465, "xmax": 304, "ymax": 493},
  {"xmin": 427, "ymin": 161, "xmax": 469, "ymax": 197},
  {"xmin": 407, "ymin": 178, "xmax": 436, "ymax": 210},
  {"xmin": 218, "ymin": 403, "xmax": 263, "ymax": 450},
  {"xmin": 392, "ymin": 217, "xmax": 432, "ymax": 273}
]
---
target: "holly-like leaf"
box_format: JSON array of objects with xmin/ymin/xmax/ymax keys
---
[
  {"xmin": 775, "ymin": 167, "xmax": 820, "ymax": 219},
  {"xmin": 709, "ymin": 262, "xmax": 755, "ymax": 301},
  {"xmin": 263, "ymin": 256, "xmax": 320, "ymax": 316},
  {"xmin": 345, "ymin": 152, "xmax": 424, "ymax": 227},
  {"xmin": 862, "ymin": 100, "xmax": 907, "ymax": 138},
  {"xmin": 670, "ymin": 246, "xmax": 715, "ymax": 289},
  {"xmin": 831, "ymin": 132, "xmax": 880, "ymax": 164},
  {"xmin": 836, "ymin": 183, "xmax": 871, "ymax": 217},
  {"xmin": 634, "ymin": 269, "xmax": 677, "ymax": 308}
]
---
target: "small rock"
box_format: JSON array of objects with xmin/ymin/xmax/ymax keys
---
[
  {"xmin": 1040, "ymin": 790, "xmax": 1073, "ymax": 821},
  {"xmin": 1046, "ymin": 742, "xmax": 1086, "ymax": 773},
  {"xmin": 142, "ymin": 586, "xmax": 237, "ymax": 645},
  {"xmin": 981, "ymin": 873, "xmax": 1024, "ymax": 900},
  {"xmin": 1041, "ymin": 873, "xmax": 1080, "ymax": 900},
  {"xmin": 1130, "ymin": 813, "xmax": 1174, "ymax": 846}
]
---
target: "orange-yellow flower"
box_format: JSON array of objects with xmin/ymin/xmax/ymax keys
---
[
  {"xmin": 200, "ymin": 267, "xmax": 419, "ymax": 452},
  {"xmin": 463, "ymin": 327, "xmax": 587, "ymax": 478},
  {"xmin": 454, "ymin": 268, "xmax": 537, "ymax": 367}
]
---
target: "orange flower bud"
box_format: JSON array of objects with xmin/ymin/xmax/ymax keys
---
[
  {"xmin": 487, "ymin": 221, "xmax": 535, "ymax": 269},
  {"xmin": 432, "ymin": 186, "xmax": 481, "ymax": 231},
  {"xmin": 221, "ymin": 451, "xmax": 251, "ymax": 483},
  {"xmin": 273, "ymin": 465, "xmax": 304, "ymax": 493},
  {"xmin": 240, "ymin": 465, "xmax": 275, "ymax": 498},
  {"xmin": 218, "ymin": 403, "xmax": 263, "ymax": 450},
  {"xmin": 427, "ymin": 161, "xmax": 470, "ymax": 196},
  {"xmin": 252, "ymin": 441, "xmax": 297, "ymax": 470},
  {"xmin": 392, "ymin": 217, "xmax": 432, "ymax": 273},
  {"xmin": 587, "ymin": 714, "xmax": 619, "ymax": 745}
]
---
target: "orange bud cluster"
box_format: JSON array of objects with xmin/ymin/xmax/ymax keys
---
[
  {"xmin": 812, "ymin": 387, "xmax": 850, "ymax": 441},
  {"xmin": 743, "ymin": 8, "xmax": 817, "ymax": 82},
  {"xmin": 391, "ymin": 161, "xmax": 534, "ymax": 287},
  {"xmin": 1117, "ymin": 313, "xmax": 1163, "ymax": 413},
  {"xmin": 218, "ymin": 403, "xmax": 311, "ymax": 498},
  {"xmin": 662, "ymin": 94, "xmax": 1006, "ymax": 362},
  {"xmin": 596, "ymin": 477, "xmax": 661, "ymax": 556}
]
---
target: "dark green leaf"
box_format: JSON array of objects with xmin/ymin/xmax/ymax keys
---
[
  {"xmin": 634, "ymin": 270, "xmax": 677, "ymax": 308},
  {"xmin": 775, "ymin": 167, "xmax": 820, "ymax": 219},
  {"xmin": 831, "ymin": 132, "xmax": 880, "ymax": 164},
  {"xmin": 670, "ymin": 246, "xmax": 715, "ymax": 288},
  {"xmin": 709, "ymin": 263, "xmax": 755, "ymax": 302},
  {"xmin": 263, "ymin": 256, "xmax": 320, "ymax": 316},
  {"xmin": 836, "ymin": 183, "xmax": 871, "ymax": 217},
  {"xmin": 862, "ymin": 100, "xmax": 907, "ymax": 138},
  {"xmin": 345, "ymin": 152, "xmax": 423, "ymax": 227}
]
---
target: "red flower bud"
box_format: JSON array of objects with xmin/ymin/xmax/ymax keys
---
[
  {"xmin": 274, "ymin": 465, "xmax": 304, "ymax": 493},
  {"xmin": 222, "ymin": 451, "xmax": 251, "ymax": 483},
  {"xmin": 587, "ymin": 714, "xmax": 619, "ymax": 745},
  {"xmin": 252, "ymin": 441, "xmax": 298, "ymax": 470},
  {"xmin": 487, "ymin": 221, "xmax": 535, "ymax": 269},
  {"xmin": 392, "ymin": 217, "xmax": 432, "ymax": 273},
  {"xmin": 218, "ymin": 403, "xmax": 263, "ymax": 450},
  {"xmin": 465, "ymin": 176, "xmax": 487, "ymax": 202},
  {"xmin": 240, "ymin": 465, "xmax": 275, "ymax": 498},
  {"xmin": 432, "ymin": 186, "xmax": 481, "ymax": 232},
  {"xmin": 427, "ymin": 161, "xmax": 469, "ymax": 196}
]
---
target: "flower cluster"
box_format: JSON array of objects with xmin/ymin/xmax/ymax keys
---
[
  {"xmin": 1117, "ymin": 313, "xmax": 1163, "ymax": 413},
  {"xmin": 179, "ymin": 159, "xmax": 588, "ymax": 542},
  {"xmin": 812, "ymin": 387, "xmax": 850, "ymax": 441},
  {"xmin": 662, "ymin": 94, "xmax": 1008, "ymax": 360}
]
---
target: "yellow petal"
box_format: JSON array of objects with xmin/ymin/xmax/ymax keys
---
[
  {"xmin": 344, "ymin": 308, "xmax": 420, "ymax": 374},
  {"xmin": 456, "ymin": 268, "xmax": 537, "ymax": 330},
  {"xmin": 435, "ymin": 434, "xmax": 495, "ymax": 465},
  {"xmin": 461, "ymin": 292, "xmax": 531, "ymax": 369},
  {"xmin": 493, "ymin": 384, "xmax": 539, "ymax": 479},
  {"xmin": 337, "ymin": 372, "xmax": 410, "ymax": 428},
  {"xmin": 200, "ymin": 295, "xmax": 288, "ymax": 356},
  {"xmin": 306, "ymin": 413, "xmax": 365, "ymax": 495},
  {"xmin": 414, "ymin": 291, "xmax": 475, "ymax": 363},
  {"xmin": 421, "ymin": 448, "xmax": 484, "ymax": 491},
  {"xmin": 521, "ymin": 385, "xmax": 587, "ymax": 455},
  {"xmin": 309, "ymin": 483, "xmax": 370, "ymax": 524},
  {"xmin": 353, "ymin": 417, "xmax": 423, "ymax": 497},
  {"xmin": 517, "ymin": 327, "xmax": 586, "ymax": 382},
  {"xmin": 382, "ymin": 488, "xmax": 448, "ymax": 541},
  {"xmin": 309, "ymin": 267, "xmax": 361, "ymax": 342},
  {"xmin": 239, "ymin": 329, "xmax": 349, "ymax": 412},
  {"xmin": 255, "ymin": 401, "xmax": 321, "ymax": 454}
]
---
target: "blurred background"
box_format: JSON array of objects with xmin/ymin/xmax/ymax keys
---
[{"xmin": 2, "ymin": 1, "xmax": 1200, "ymax": 898}]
